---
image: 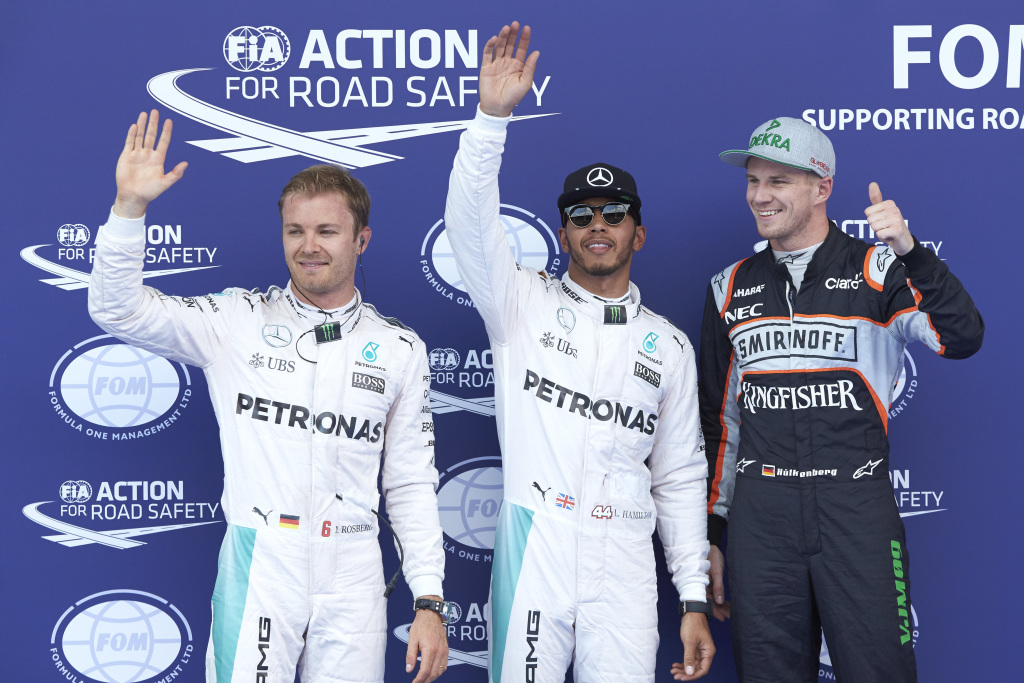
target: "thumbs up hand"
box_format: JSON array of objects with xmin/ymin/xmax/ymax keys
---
[{"xmin": 864, "ymin": 182, "xmax": 914, "ymax": 255}]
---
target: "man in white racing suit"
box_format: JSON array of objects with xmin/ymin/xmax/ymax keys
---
[
  {"xmin": 88, "ymin": 110, "xmax": 449, "ymax": 683},
  {"xmin": 443, "ymin": 23, "xmax": 714, "ymax": 683}
]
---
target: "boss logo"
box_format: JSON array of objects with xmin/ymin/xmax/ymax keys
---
[
  {"xmin": 634, "ymin": 361, "xmax": 661, "ymax": 388},
  {"xmin": 351, "ymin": 372, "xmax": 386, "ymax": 394}
]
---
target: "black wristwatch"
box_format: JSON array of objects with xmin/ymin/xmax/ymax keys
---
[
  {"xmin": 414, "ymin": 598, "xmax": 456, "ymax": 624},
  {"xmin": 678, "ymin": 600, "xmax": 712, "ymax": 618}
]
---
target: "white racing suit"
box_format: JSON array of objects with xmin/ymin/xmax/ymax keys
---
[
  {"xmin": 88, "ymin": 212, "xmax": 444, "ymax": 683},
  {"xmin": 445, "ymin": 111, "xmax": 709, "ymax": 683}
]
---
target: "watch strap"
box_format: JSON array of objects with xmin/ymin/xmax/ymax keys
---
[{"xmin": 678, "ymin": 600, "xmax": 712, "ymax": 617}]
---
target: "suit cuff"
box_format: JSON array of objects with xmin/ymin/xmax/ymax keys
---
[
  {"xmin": 407, "ymin": 575, "xmax": 444, "ymax": 600},
  {"xmin": 471, "ymin": 106, "xmax": 512, "ymax": 136},
  {"xmin": 895, "ymin": 236, "xmax": 939, "ymax": 277},
  {"xmin": 708, "ymin": 513, "xmax": 727, "ymax": 548},
  {"xmin": 100, "ymin": 209, "xmax": 147, "ymax": 246}
]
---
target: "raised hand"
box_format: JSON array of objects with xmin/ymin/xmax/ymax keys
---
[
  {"xmin": 864, "ymin": 182, "xmax": 914, "ymax": 255},
  {"xmin": 113, "ymin": 110, "xmax": 188, "ymax": 219},
  {"xmin": 479, "ymin": 21, "xmax": 540, "ymax": 118}
]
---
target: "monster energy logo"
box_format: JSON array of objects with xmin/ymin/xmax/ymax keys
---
[
  {"xmin": 315, "ymin": 321, "xmax": 342, "ymax": 344},
  {"xmin": 604, "ymin": 305, "xmax": 626, "ymax": 325}
]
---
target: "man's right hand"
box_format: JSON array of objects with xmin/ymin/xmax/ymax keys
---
[
  {"xmin": 707, "ymin": 544, "xmax": 731, "ymax": 621},
  {"xmin": 479, "ymin": 21, "xmax": 540, "ymax": 118},
  {"xmin": 113, "ymin": 110, "xmax": 188, "ymax": 219}
]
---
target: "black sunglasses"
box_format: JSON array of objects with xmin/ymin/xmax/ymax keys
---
[{"xmin": 563, "ymin": 202, "xmax": 632, "ymax": 228}]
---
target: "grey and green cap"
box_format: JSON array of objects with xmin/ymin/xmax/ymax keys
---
[{"xmin": 720, "ymin": 117, "xmax": 835, "ymax": 178}]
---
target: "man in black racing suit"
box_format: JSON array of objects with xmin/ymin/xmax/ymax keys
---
[{"xmin": 699, "ymin": 116, "xmax": 984, "ymax": 682}]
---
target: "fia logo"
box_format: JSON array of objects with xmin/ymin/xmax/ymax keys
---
[{"xmin": 223, "ymin": 26, "xmax": 290, "ymax": 72}]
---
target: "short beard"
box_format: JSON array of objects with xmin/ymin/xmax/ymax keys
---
[{"xmin": 567, "ymin": 226, "xmax": 635, "ymax": 277}]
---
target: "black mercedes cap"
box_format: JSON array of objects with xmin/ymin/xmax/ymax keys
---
[{"xmin": 557, "ymin": 163, "xmax": 642, "ymax": 225}]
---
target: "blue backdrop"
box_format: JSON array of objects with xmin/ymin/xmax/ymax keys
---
[{"xmin": 3, "ymin": 1, "xmax": 1019, "ymax": 681}]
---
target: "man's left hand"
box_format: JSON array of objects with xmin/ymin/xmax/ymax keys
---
[
  {"xmin": 669, "ymin": 612, "xmax": 715, "ymax": 680},
  {"xmin": 406, "ymin": 597, "xmax": 449, "ymax": 683},
  {"xmin": 865, "ymin": 182, "xmax": 915, "ymax": 255}
]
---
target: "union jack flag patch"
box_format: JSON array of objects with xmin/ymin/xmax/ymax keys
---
[{"xmin": 555, "ymin": 493, "xmax": 575, "ymax": 510}]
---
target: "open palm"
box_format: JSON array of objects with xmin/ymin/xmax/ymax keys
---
[
  {"xmin": 113, "ymin": 110, "xmax": 188, "ymax": 219},
  {"xmin": 479, "ymin": 22, "xmax": 540, "ymax": 118}
]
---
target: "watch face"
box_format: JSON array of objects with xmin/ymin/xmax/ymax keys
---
[{"xmin": 439, "ymin": 602, "xmax": 455, "ymax": 623}]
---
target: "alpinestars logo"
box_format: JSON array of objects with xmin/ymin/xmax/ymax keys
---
[{"xmin": 853, "ymin": 459, "xmax": 883, "ymax": 479}]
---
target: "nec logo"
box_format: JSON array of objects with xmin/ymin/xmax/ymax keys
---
[
  {"xmin": 724, "ymin": 303, "xmax": 763, "ymax": 324},
  {"xmin": 894, "ymin": 25, "xmax": 1024, "ymax": 89}
]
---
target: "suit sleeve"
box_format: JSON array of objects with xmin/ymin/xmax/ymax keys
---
[
  {"xmin": 444, "ymin": 109, "xmax": 535, "ymax": 345},
  {"xmin": 381, "ymin": 340, "xmax": 445, "ymax": 599},
  {"xmin": 88, "ymin": 210, "xmax": 237, "ymax": 367},
  {"xmin": 698, "ymin": 282, "xmax": 741, "ymax": 547},
  {"xmin": 651, "ymin": 331, "xmax": 711, "ymax": 602},
  {"xmin": 881, "ymin": 238, "xmax": 984, "ymax": 359}
]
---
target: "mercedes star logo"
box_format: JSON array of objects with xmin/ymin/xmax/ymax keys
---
[
  {"xmin": 262, "ymin": 324, "xmax": 293, "ymax": 348},
  {"xmin": 586, "ymin": 167, "xmax": 613, "ymax": 187}
]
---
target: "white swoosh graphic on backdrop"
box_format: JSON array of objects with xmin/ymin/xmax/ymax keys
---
[
  {"xmin": 23, "ymin": 502, "xmax": 220, "ymax": 548},
  {"xmin": 21, "ymin": 245, "xmax": 217, "ymax": 290},
  {"xmin": 147, "ymin": 69, "xmax": 557, "ymax": 166}
]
